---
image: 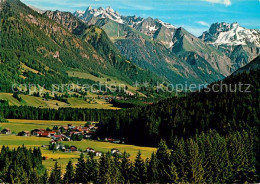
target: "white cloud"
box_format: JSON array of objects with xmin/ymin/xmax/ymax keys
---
[
  {"xmin": 202, "ymin": 0, "xmax": 232, "ymax": 6},
  {"xmin": 196, "ymin": 21, "xmax": 210, "ymax": 27}
]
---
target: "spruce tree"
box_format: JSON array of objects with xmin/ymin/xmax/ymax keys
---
[
  {"xmin": 49, "ymin": 161, "xmax": 61, "ymax": 184},
  {"xmin": 147, "ymin": 152, "xmax": 158, "ymax": 183},
  {"xmin": 41, "ymin": 170, "xmax": 49, "ymax": 184},
  {"xmin": 156, "ymin": 140, "xmax": 178, "ymax": 183},
  {"xmin": 74, "ymin": 153, "xmax": 87, "ymax": 183},
  {"xmin": 132, "ymin": 151, "xmax": 147, "ymax": 183},
  {"xmin": 98, "ymin": 153, "xmax": 112, "ymax": 184},
  {"xmin": 63, "ymin": 160, "xmax": 74, "ymax": 184},
  {"xmin": 120, "ymin": 152, "xmax": 132, "ymax": 183}
]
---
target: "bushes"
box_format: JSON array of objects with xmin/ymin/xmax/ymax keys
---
[{"xmin": 0, "ymin": 115, "xmax": 8, "ymax": 122}]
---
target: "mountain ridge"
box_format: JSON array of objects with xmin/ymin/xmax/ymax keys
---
[
  {"xmin": 0, "ymin": 0, "xmax": 162, "ymax": 92},
  {"xmin": 200, "ymin": 22, "xmax": 260, "ymax": 72},
  {"xmin": 74, "ymin": 6, "xmax": 233, "ymax": 84}
]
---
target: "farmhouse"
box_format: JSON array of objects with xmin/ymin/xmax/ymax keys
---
[
  {"xmin": 31, "ymin": 129, "xmax": 45, "ymax": 136},
  {"xmin": 108, "ymin": 138, "xmax": 121, "ymax": 144},
  {"xmin": 37, "ymin": 131, "xmax": 56, "ymax": 137},
  {"xmin": 95, "ymin": 152, "xmax": 102, "ymax": 157},
  {"xmin": 1, "ymin": 128, "xmax": 11, "ymax": 135},
  {"xmin": 17, "ymin": 131, "xmax": 30, "ymax": 136},
  {"xmin": 69, "ymin": 146, "xmax": 78, "ymax": 152},
  {"xmin": 111, "ymin": 148, "xmax": 121, "ymax": 155},
  {"xmin": 86, "ymin": 147, "xmax": 95, "ymax": 153}
]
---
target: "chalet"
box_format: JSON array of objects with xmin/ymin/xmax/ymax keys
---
[
  {"xmin": 37, "ymin": 131, "xmax": 56, "ymax": 138},
  {"xmin": 111, "ymin": 148, "xmax": 121, "ymax": 155},
  {"xmin": 52, "ymin": 134, "xmax": 64, "ymax": 141},
  {"xmin": 108, "ymin": 138, "xmax": 121, "ymax": 144},
  {"xmin": 31, "ymin": 129, "xmax": 45, "ymax": 136},
  {"xmin": 17, "ymin": 131, "xmax": 30, "ymax": 136},
  {"xmin": 68, "ymin": 124, "xmax": 75, "ymax": 129},
  {"xmin": 81, "ymin": 127, "xmax": 90, "ymax": 133},
  {"xmin": 86, "ymin": 147, "xmax": 95, "ymax": 153},
  {"xmin": 73, "ymin": 127, "xmax": 83, "ymax": 132},
  {"xmin": 71, "ymin": 132, "xmax": 83, "ymax": 136},
  {"xmin": 95, "ymin": 152, "xmax": 102, "ymax": 157},
  {"xmin": 84, "ymin": 134, "xmax": 92, "ymax": 139},
  {"xmin": 69, "ymin": 146, "xmax": 78, "ymax": 152},
  {"xmin": 1, "ymin": 128, "xmax": 11, "ymax": 135},
  {"xmin": 59, "ymin": 126, "xmax": 68, "ymax": 132}
]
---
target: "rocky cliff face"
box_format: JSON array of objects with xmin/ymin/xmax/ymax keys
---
[
  {"xmin": 200, "ymin": 22, "xmax": 260, "ymax": 72},
  {"xmin": 200, "ymin": 22, "xmax": 260, "ymax": 47},
  {"xmin": 44, "ymin": 10, "xmax": 88, "ymax": 35}
]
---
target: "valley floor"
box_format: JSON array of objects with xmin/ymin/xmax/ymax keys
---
[{"xmin": 0, "ymin": 119, "xmax": 156, "ymax": 172}]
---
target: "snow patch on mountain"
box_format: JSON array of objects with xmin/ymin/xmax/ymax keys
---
[
  {"xmin": 76, "ymin": 6, "xmax": 125, "ymax": 24},
  {"xmin": 158, "ymin": 20, "xmax": 176, "ymax": 29},
  {"xmin": 201, "ymin": 22, "xmax": 260, "ymax": 47},
  {"xmin": 74, "ymin": 6, "xmax": 177, "ymax": 30}
]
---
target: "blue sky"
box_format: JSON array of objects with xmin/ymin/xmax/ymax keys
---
[{"xmin": 21, "ymin": 0, "xmax": 260, "ymax": 36}]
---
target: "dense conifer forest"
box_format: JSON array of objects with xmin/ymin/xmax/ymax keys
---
[{"xmin": 0, "ymin": 70, "xmax": 259, "ymax": 182}]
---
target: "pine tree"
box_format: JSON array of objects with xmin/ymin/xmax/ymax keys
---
[
  {"xmin": 110, "ymin": 155, "xmax": 122, "ymax": 183},
  {"xmin": 172, "ymin": 138, "xmax": 188, "ymax": 182},
  {"xmin": 49, "ymin": 161, "xmax": 62, "ymax": 184},
  {"xmin": 29, "ymin": 169, "xmax": 40, "ymax": 184},
  {"xmin": 74, "ymin": 153, "xmax": 87, "ymax": 183},
  {"xmin": 132, "ymin": 151, "xmax": 147, "ymax": 183},
  {"xmin": 187, "ymin": 139, "xmax": 204, "ymax": 183},
  {"xmin": 147, "ymin": 152, "xmax": 158, "ymax": 183},
  {"xmin": 41, "ymin": 170, "xmax": 49, "ymax": 184},
  {"xmin": 98, "ymin": 153, "xmax": 112, "ymax": 184},
  {"xmin": 120, "ymin": 152, "xmax": 132, "ymax": 183},
  {"xmin": 63, "ymin": 160, "xmax": 74, "ymax": 184},
  {"xmin": 156, "ymin": 140, "xmax": 178, "ymax": 183},
  {"xmin": 85, "ymin": 157, "xmax": 99, "ymax": 183}
]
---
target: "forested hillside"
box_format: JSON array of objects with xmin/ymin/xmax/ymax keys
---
[
  {"xmin": 0, "ymin": 0, "xmax": 160, "ymax": 92},
  {"xmin": 1, "ymin": 70, "xmax": 259, "ymax": 146},
  {"xmin": 1, "ymin": 69, "xmax": 259, "ymax": 182},
  {"xmin": 1, "ymin": 67, "xmax": 259, "ymax": 183}
]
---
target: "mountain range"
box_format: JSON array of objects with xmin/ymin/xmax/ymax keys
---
[
  {"xmin": 73, "ymin": 6, "xmax": 260, "ymax": 82},
  {"xmin": 0, "ymin": 0, "xmax": 259, "ymax": 93}
]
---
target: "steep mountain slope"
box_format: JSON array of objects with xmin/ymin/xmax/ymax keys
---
[
  {"xmin": 44, "ymin": 10, "xmax": 163, "ymax": 84},
  {"xmin": 74, "ymin": 7, "xmax": 226, "ymax": 84},
  {"xmin": 0, "ymin": 0, "xmax": 160, "ymax": 92},
  {"xmin": 233, "ymin": 55, "xmax": 260, "ymax": 75},
  {"xmin": 200, "ymin": 22, "xmax": 260, "ymax": 72},
  {"xmin": 74, "ymin": 6, "xmax": 176, "ymax": 48},
  {"xmin": 171, "ymin": 27, "xmax": 232, "ymax": 76}
]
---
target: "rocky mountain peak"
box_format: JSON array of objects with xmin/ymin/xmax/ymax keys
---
[
  {"xmin": 200, "ymin": 22, "xmax": 260, "ymax": 47},
  {"xmin": 106, "ymin": 6, "xmax": 114, "ymax": 13},
  {"xmin": 86, "ymin": 6, "xmax": 92, "ymax": 11}
]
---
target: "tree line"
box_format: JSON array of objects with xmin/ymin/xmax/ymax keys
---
[
  {"xmin": 55, "ymin": 131, "xmax": 257, "ymax": 184},
  {"xmin": 0, "ymin": 146, "xmax": 47, "ymax": 184},
  {"xmin": 1, "ymin": 129, "xmax": 257, "ymax": 183}
]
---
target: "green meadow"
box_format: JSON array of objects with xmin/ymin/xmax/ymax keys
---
[{"xmin": 0, "ymin": 119, "xmax": 156, "ymax": 172}]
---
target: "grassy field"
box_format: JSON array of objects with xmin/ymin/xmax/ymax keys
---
[
  {"xmin": 0, "ymin": 119, "xmax": 156, "ymax": 172},
  {"xmin": 1, "ymin": 119, "xmax": 87, "ymax": 133},
  {"xmin": 67, "ymin": 71, "xmax": 138, "ymax": 93},
  {"xmin": 67, "ymin": 97, "xmax": 119, "ymax": 109},
  {"xmin": 0, "ymin": 93, "xmax": 118, "ymax": 109}
]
